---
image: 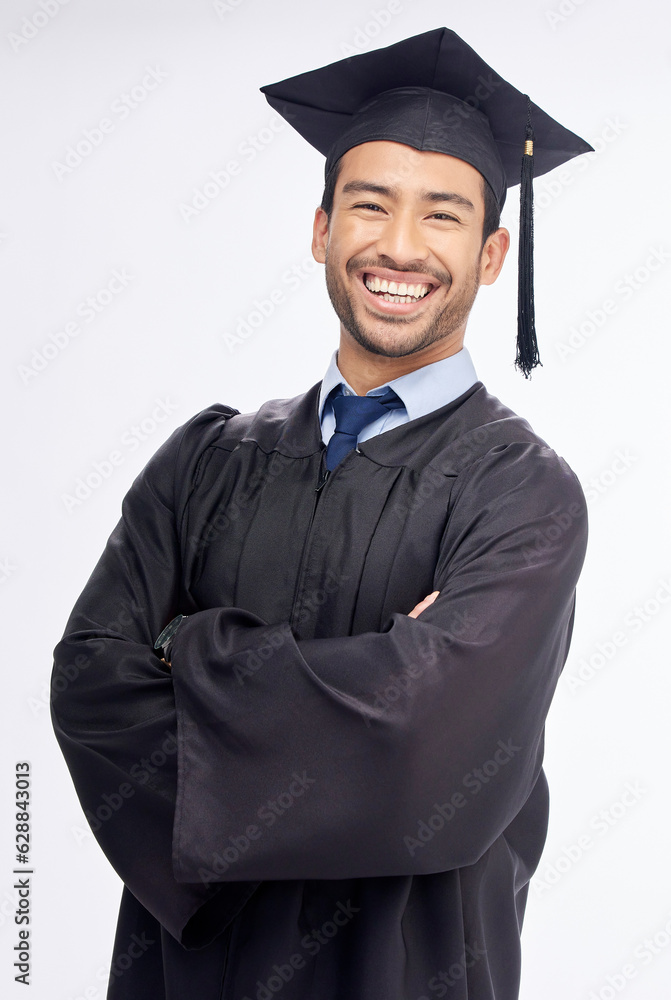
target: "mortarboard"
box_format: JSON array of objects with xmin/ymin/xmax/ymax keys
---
[{"xmin": 261, "ymin": 27, "xmax": 593, "ymax": 376}]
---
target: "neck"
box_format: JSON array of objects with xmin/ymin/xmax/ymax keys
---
[{"xmin": 336, "ymin": 328, "xmax": 465, "ymax": 395}]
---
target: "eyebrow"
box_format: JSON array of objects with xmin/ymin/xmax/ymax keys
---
[{"xmin": 341, "ymin": 180, "xmax": 476, "ymax": 213}]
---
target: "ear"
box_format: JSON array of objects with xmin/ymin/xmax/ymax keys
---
[
  {"xmin": 312, "ymin": 206, "xmax": 329, "ymax": 264},
  {"xmin": 479, "ymin": 227, "xmax": 510, "ymax": 286}
]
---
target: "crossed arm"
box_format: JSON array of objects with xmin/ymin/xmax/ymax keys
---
[{"xmin": 51, "ymin": 427, "xmax": 586, "ymax": 945}]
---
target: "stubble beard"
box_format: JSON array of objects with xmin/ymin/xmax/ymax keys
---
[{"xmin": 324, "ymin": 251, "xmax": 482, "ymax": 359}]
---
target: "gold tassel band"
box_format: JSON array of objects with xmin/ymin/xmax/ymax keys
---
[{"xmin": 524, "ymin": 139, "xmax": 534, "ymax": 156}]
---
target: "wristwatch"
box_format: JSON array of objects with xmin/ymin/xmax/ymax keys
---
[{"xmin": 154, "ymin": 614, "xmax": 188, "ymax": 665}]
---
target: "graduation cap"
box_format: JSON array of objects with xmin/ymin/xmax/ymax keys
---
[{"xmin": 261, "ymin": 27, "xmax": 593, "ymax": 377}]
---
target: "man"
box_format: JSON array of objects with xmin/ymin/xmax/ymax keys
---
[{"xmin": 52, "ymin": 28, "xmax": 590, "ymax": 1000}]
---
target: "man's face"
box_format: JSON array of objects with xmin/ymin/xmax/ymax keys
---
[{"xmin": 312, "ymin": 141, "xmax": 505, "ymax": 360}]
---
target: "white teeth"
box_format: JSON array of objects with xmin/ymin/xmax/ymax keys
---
[{"xmin": 364, "ymin": 274, "xmax": 432, "ymax": 301}]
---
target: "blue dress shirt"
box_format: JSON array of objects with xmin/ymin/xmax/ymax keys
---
[{"xmin": 318, "ymin": 348, "xmax": 478, "ymax": 445}]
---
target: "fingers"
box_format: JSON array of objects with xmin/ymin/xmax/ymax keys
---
[{"xmin": 407, "ymin": 590, "xmax": 440, "ymax": 619}]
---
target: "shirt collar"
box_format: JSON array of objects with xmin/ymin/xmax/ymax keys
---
[{"xmin": 318, "ymin": 347, "xmax": 478, "ymax": 422}]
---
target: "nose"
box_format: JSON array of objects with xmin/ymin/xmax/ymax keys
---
[{"xmin": 374, "ymin": 209, "xmax": 429, "ymax": 267}]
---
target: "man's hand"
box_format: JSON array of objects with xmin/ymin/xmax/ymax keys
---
[{"xmin": 408, "ymin": 591, "xmax": 440, "ymax": 618}]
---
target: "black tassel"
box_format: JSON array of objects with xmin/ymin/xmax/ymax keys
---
[{"xmin": 516, "ymin": 97, "xmax": 541, "ymax": 378}]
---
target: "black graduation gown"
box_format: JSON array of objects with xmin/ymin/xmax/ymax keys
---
[{"xmin": 51, "ymin": 380, "xmax": 587, "ymax": 1000}]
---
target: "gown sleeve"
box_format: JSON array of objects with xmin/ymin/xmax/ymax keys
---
[
  {"xmin": 51, "ymin": 406, "xmax": 260, "ymax": 947},
  {"xmin": 53, "ymin": 411, "xmax": 587, "ymax": 917},
  {"xmin": 168, "ymin": 441, "xmax": 588, "ymax": 883}
]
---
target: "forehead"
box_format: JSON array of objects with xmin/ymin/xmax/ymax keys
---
[{"xmin": 335, "ymin": 140, "xmax": 486, "ymax": 204}]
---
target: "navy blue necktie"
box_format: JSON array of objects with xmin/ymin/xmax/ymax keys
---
[{"xmin": 325, "ymin": 388, "xmax": 404, "ymax": 471}]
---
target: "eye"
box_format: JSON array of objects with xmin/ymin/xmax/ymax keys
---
[
  {"xmin": 353, "ymin": 202, "xmax": 385, "ymax": 212},
  {"xmin": 429, "ymin": 212, "xmax": 460, "ymax": 222}
]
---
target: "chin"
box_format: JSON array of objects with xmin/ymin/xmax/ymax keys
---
[{"xmin": 347, "ymin": 323, "xmax": 451, "ymax": 359}]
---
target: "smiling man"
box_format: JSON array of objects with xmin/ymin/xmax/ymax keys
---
[{"xmin": 52, "ymin": 28, "xmax": 591, "ymax": 1000}]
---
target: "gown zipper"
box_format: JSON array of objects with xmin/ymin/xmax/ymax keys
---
[
  {"xmin": 315, "ymin": 467, "xmax": 330, "ymax": 492},
  {"xmin": 289, "ymin": 455, "xmax": 332, "ymax": 629}
]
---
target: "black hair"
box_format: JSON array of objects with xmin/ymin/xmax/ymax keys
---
[
  {"xmin": 320, "ymin": 159, "xmax": 342, "ymax": 219},
  {"xmin": 320, "ymin": 157, "xmax": 501, "ymax": 248},
  {"xmin": 481, "ymin": 178, "xmax": 501, "ymax": 247}
]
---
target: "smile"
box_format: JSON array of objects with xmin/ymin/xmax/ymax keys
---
[{"xmin": 363, "ymin": 272, "xmax": 433, "ymax": 304}]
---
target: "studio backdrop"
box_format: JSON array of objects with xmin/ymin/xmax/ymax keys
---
[{"xmin": 2, "ymin": 1, "xmax": 669, "ymax": 998}]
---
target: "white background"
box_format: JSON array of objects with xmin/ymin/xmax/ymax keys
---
[{"xmin": 2, "ymin": 0, "xmax": 670, "ymax": 997}]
